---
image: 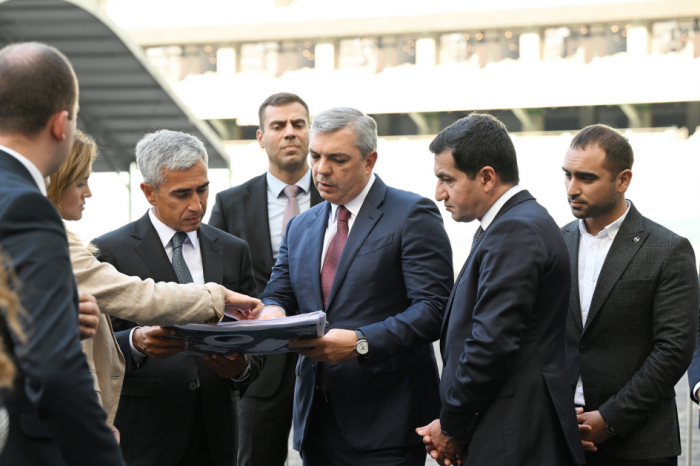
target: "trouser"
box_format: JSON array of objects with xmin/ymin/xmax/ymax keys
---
[
  {"xmin": 302, "ymin": 390, "xmax": 426, "ymax": 466},
  {"xmin": 584, "ymin": 451, "xmax": 677, "ymax": 465},
  {"xmin": 175, "ymin": 389, "xmax": 216, "ymax": 466}
]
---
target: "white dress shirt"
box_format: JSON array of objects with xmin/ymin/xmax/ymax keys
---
[
  {"xmin": 320, "ymin": 174, "xmax": 376, "ymax": 270},
  {"xmin": 267, "ymin": 168, "xmax": 312, "ymax": 260},
  {"xmin": 479, "ymin": 185, "xmax": 525, "ymax": 231},
  {"xmin": 574, "ymin": 201, "xmax": 631, "ymax": 406},
  {"xmin": 0, "ymin": 145, "xmax": 47, "ymax": 196},
  {"xmin": 129, "ymin": 208, "xmax": 205, "ymax": 361}
]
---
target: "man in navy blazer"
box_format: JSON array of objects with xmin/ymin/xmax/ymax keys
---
[
  {"xmin": 419, "ymin": 114, "xmax": 584, "ymax": 466},
  {"xmin": 259, "ymin": 107, "xmax": 453, "ymax": 466}
]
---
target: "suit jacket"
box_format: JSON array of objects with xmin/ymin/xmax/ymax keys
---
[
  {"xmin": 92, "ymin": 212, "xmax": 263, "ymax": 466},
  {"xmin": 687, "ymin": 273, "xmax": 700, "ymax": 428},
  {"xmin": 69, "ymin": 235, "xmax": 228, "ymax": 426},
  {"xmin": 440, "ymin": 190, "xmax": 584, "ymax": 466},
  {"xmin": 260, "ymin": 175, "xmax": 454, "ymax": 452},
  {"xmin": 0, "ymin": 150, "xmax": 122, "ymax": 466},
  {"xmin": 209, "ymin": 173, "xmax": 323, "ymax": 398},
  {"xmin": 563, "ymin": 202, "xmax": 699, "ymax": 460}
]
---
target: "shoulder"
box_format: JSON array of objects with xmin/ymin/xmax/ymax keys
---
[
  {"xmin": 201, "ymin": 223, "xmax": 249, "ymax": 250},
  {"xmin": 0, "ymin": 184, "xmax": 63, "ymax": 230},
  {"xmin": 215, "ymin": 174, "xmax": 265, "ymax": 203},
  {"xmin": 383, "ymin": 185, "xmax": 438, "ymax": 216},
  {"xmin": 93, "ymin": 220, "xmax": 138, "ymax": 247},
  {"xmin": 640, "ymin": 215, "xmax": 683, "ymax": 244}
]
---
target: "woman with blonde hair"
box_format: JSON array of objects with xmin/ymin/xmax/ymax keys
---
[
  {"xmin": 0, "ymin": 253, "xmax": 25, "ymax": 455},
  {"xmin": 47, "ymin": 130, "xmax": 261, "ymax": 435}
]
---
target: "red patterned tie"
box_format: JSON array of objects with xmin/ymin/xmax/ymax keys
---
[{"xmin": 321, "ymin": 206, "xmax": 350, "ymax": 308}]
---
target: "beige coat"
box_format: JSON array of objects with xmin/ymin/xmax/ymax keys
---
[{"xmin": 69, "ymin": 237, "xmax": 226, "ymax": 425}]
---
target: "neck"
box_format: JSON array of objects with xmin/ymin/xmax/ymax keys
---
[
  {"xmin": 583, "ymin": 197, "xmax": 628, "ymax": 236},
  {"xmin": 269, "ymin": 162, "xmax": 308, "ymax": 186},
  {"xmin": 477, "ymin": 183, "xmax": 514, "ymax": 221},
  {"xmin": 0, "ymin": 134, "xmax": 52, "ymax": 177}
]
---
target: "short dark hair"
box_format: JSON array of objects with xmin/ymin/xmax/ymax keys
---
[
  {"xmin": 570, "ymin": 124, "xmax": 634, "ymax": 177},
  {"xmin": 258, "ymin": 92, "xmax": 309, "ymax": 130},
  {"xmin": 429, "ymin": 113, "xmax": 519, "ymax": 184},
  {"xmin": 0, "ymin": 42, "xmax": 78, "ymax": 137}
]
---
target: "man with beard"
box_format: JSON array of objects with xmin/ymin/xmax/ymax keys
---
[{"xmin": 561, "ymin": 124, "xmax": 699, "ymax": 465}]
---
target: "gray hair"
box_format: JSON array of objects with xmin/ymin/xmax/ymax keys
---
[
  {"xmin": 136, "ymin": 130, "xmax": 208, "ymax": 189},
  {"xmin": 310, "ymin": 107, "xmax": 377, "ymax": 159}
]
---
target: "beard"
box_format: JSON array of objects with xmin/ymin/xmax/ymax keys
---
[{"xmin": 569, "ymin": 192, "xmax": 618, "ymax": 220}]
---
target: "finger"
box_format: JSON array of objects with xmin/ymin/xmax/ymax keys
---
[
  {"xmin": 150, "ymin": 328, "xmax": 177, "ymax": 337},
  {"xmin": 78, "ymin": 292, "xmax": 97, "ymax": 304},
  {"xmin": 575, "ymin": 407, "xmax": 584, "ymax": 414},
  {"xmin": 430, "ymin": 450, "xmax": 439, "ymax": 459}
]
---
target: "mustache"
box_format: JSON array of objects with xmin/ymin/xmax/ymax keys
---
[{"xmin": 568, "ymin": 196, "xmax": 587, "ymax": 204}]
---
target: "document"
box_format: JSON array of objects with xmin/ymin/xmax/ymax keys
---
[{"xmin": 165, "ymin": 311, "xmax": 326, "ymax": 356}]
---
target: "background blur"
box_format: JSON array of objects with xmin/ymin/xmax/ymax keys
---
[{"xmin": 24, "ymin": 0, "xmax": 700, "ymax": 463}]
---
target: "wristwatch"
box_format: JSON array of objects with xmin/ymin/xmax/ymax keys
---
[
  {"xmin": 604, "ymin": 421, "xmax": 617, "ymax": 437},
  {"xmin": 355, "ymin": 330, "xmax": 369, "ymax": 356}
]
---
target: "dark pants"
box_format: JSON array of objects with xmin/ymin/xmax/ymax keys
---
[
  {"xmin": 175, "ymin": 390, "xmax": 216, "ymax": 466},
  {"xmin": 301, "ymin": 391, "xmax": 426, "ymax": 466},
  {"xmin": 585, "ymin": 451, "xmax": 678, "ymax": 466},
  {"xmin": 238, "ymin": 354, "xmax": 296, "ymax": 466}
]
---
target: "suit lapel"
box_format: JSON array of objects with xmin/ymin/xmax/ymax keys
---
[
  {"xmin": 244, "ymin": 176, "xmax": 274, "ymax": 272},
  {"xmin": 325, "ymin": 179, "xmax": 386, "ymax": 311},
  {"xmin": 132, "ymin": 212, "xmax": 179, "ymax": 283},
  {"xmin": 583, "ymin": 204, "xmax": 647, "ymax": 334},
  {"xmin": 306, "ymin": 203, "xmax": 331, "ymax": 310},
  {"xmin": 199, "ymin": 225, "xmax": 223, "ymax": 284},
  {"xmin": 440, "ymin": 190, "xmax": 535, "ymax": 338},
  {"xmin": 563, "ymin": 223, "xmax": 584, "ymax": 331}
]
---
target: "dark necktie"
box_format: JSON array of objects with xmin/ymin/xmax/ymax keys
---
[
  {"xmin": 317, "ymin": 205, "xmax": 350, "ymax": 395},
  {"xmin": 469, "ymin": 226, "xmax": 485, "ymax": 257},
  {"xmin": 320, "ymin": 206, "xmax": 350, "ymax": 309},
  {"xmin": 172, "ymin": 231, "xmax": 194, "ymax": 284}
]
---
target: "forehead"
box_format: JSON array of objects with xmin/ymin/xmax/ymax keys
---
[
  {"xmin": 161, "ymin": 159, "xmax": 208, "ymax": 186},
  {"xmin": 262, "ymin": 102, "xmax": 309, "ymax": 125},
  {"xmin": 310, "ymin": 127, "xmax": 361, "ymax": 156},
  {"xmin": 564, "ymin": 144, "xmax": 607, "ymax": 170},
  {"xmin": 434, "ymin": 150, "xmax": 459, "ymax": 172}
]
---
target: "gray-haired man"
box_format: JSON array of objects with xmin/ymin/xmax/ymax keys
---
[
  {"xmin": 259, "ymin": 108, "xmax": 453, "ymax": 465},
  {"xmin": 92, "ymin": 130, "xmax": 264, "ymax": 466}
]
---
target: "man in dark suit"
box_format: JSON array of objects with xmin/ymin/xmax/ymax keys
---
[
  {"xmin": 92, "ymin": 130, "xmax": 264, "ymax": 466},
  {"xmin": 0, "ymin": 42, "xmax": 123, "ymax": 465},
  {"xmin": 259, "ymin": 107, "xmax": 453, "ymax": 466},
  {"xmin": 209, "ymin": 93, "xmax": 322, "ymax": 466},
  {"xmin": 419, "ymin": 113, "xmax": 585, "ymax": 466},
  {"xmin": 562, "ymin": 124, "xmax": 698, "ymax": 465}
]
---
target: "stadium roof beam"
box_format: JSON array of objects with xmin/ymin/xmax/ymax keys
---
[{"xmin": 0, "ymin": 0, "xmax": 229, "ymax": 172}]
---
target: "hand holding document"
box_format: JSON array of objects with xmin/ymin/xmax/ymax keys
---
[{"xmin": 165, "ymin": 310, "xmax": 326, "ymax": 356}]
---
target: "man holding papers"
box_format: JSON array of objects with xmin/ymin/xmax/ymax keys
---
[
  {"xmin": 259, "ymin": 107, "xmax": 453, "ymax": 466},
  {"xmin": 93, "ymin": 130, "xmax": 263, "ymax": 466}
]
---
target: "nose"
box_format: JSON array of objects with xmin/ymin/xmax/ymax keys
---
[
  {"xmin": 283, "ymin": 122, "xmax": 296, "ymax": 139},
  {"xmin": 85, "ymin": 184, "xmax": 92, "ymax": 199},
  {"xmin": 316, "ymin": 156, "xmax": 331, "ymax": 176},
  {"xmin": 435, "ymin": 182, "xmax": 447, "ymax": 202},
  {"xmin": 566, "ymin": 177, "xmax": 579, "ymax": 198}
]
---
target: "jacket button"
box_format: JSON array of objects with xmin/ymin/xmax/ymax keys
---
[
  {"xmin": 325, "ymin": 321, "xmax": 330, "ymax": 328},
  {"xmin": 579, "ymin": 346, "xmax": 587, "ymax": 354},
  {"xmin": 189, "ymin": 382, "xmax": 197, "ymax": 390}
]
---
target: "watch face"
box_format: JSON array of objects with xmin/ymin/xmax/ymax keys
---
[{"xmin": 356, "ymin": 340, "xmax": 369, "ymax": 355}]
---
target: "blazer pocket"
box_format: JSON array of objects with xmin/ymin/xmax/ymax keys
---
[
  {"xmin": 120, "ymin": 376, "xmax": 155, "ymax": 397},
  {"xmin": 357, "ymin": 234, "xmax": 393, "ymax": 256},
  {"xmin": 369, "ymin": 348, "xmax": 429, "ymax": 374},
  {"xmin": 19, "ymin": 414, "xmax": 52, "ymax": 439}
]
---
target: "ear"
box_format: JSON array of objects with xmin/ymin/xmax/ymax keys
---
[
  {"xmin": 140, "ymin": 182, "xmax": 158, "ymax": 207},
  {"xmin": 50, "ymin": 110, "xmax": 70, "ymax": 142},
  {"xmin": 617, "ymin": 169, "xmax": 633, "ymax": 194},
  {"xmin": 480, "ymin": 166, "xmax": 497, "ymax": 192},
  {"xmin": 364, "ymin": 151, "xmax": 378, "ymax": 174},
  {"xmin": 256, "ymin": 129, "xmax": 264, "ymax": 149}
]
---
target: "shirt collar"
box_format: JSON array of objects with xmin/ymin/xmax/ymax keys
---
[
  {"xmin": 480, "ymin": 185, "xmax": 525, "ymax": 231},
  {"xmin": 148, "ymin": 207, "xmax": 199, "ymax": 249},
  {"xmin": 578, "ymin": 200, "xmax": 631, "ymax": 240},
  {"xmin": 330, "ymin": 173, "xmax": 376, "ymax": 221},
  {"xmin": 0, "ymin": 145, "xmax": 47, "ymax": 196},
  {"xmin": 266, "ymin": 167, "xmax": 312, "ymax": 199}
]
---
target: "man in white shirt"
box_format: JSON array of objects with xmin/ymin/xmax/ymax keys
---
[
  {"xmin": 562, "ymin": 124, "xmax": 698, "ymax": 465},
  {"xmin": 209, "ymin": 93, "xmax": 323, "ymax": 466},
  {"xmin": 0, "ymin": 42, "xmax": 124, "ymax": 466},
  {"xmin": 92, "ymin": 130, "xmax": 264, "ymax": 466}
]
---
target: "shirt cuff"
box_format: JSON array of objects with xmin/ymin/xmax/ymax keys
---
[
  {"xmin": 231, "ymin": 355, "xmax": 251, "ymax": 382},
  {"xmin": 693, "ymin": 382, "xmax": 700, "ymax": 403},
  {"xmin": 129, "ymin": 327, "xmax": 145, "ymax": 363}
]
